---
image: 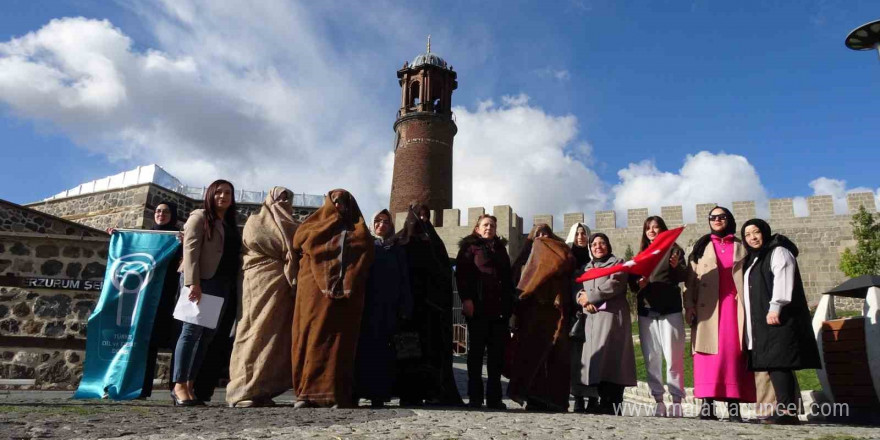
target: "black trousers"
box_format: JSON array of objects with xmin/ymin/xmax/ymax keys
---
[
  {"xmin": 768, "ymin": 369, "xmax": 798, "ymax": 408},
  {"xmin": 466, "ymin": 317, "xmax": 507, "ymax": 405},
  {"xmin": 140, "ymin": 345, "xmax": 159, "ymax": 397}
]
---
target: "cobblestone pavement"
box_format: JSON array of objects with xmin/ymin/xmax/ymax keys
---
[{"xmin": 2, "ymin": 361, "xmax": 879, "ymax": 440}]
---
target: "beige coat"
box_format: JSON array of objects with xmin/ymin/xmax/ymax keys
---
[
  {"xmin": 682, "ymin": 238, "xmax": 747, "ymax": 355},
  {"xmin": 180, "ymin": 209, "xmax": 226, "ymax": 286}
]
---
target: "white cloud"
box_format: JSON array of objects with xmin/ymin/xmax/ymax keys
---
[
  {"xmin": 611, "ymin": 151, "xmax": 769, "ymax": 223},
  {"xmin": 793, "ymin": 177, "xmax": 880, "ymax": 216},
  {"xmin": 448, "ymin": 95, "xmax": 606, "ymax": 229},
  {"xmin": 0, "ymin": 4, "xmax": 463, "ymax": 213}
]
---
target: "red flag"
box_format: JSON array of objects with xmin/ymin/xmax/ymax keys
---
[{"xmin": 575, "ymin": 226, "xmax": 685, "ymax": 283}]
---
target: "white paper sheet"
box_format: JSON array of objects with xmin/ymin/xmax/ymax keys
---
[{"xmin": 172, "ymin": 286, "xmax": 224, "ymax": 330}]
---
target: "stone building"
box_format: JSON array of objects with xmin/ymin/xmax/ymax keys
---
[
  {"xmin": 0, "ymin": 170, "xmax": 319, "ymax": 389},
  {"xmin": 388, "ymin": 38, "xmax": 458, "ymax": 220}
]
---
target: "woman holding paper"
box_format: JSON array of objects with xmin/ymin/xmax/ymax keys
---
[
  {"xmin": 171, "ymin": 179, "xmax": 241, "ymax": 406},
  {"xmin": 226, "ymin": 187, "xmax": 299, "ymax": 408},
  {"xmin": 629, "ymin": 216, "xmax": 687, "ymax": 417}
]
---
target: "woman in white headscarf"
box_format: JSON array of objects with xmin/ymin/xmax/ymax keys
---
[{"xmin": 226, "ymin": 187, "xmax": 300, "ymax": 408}]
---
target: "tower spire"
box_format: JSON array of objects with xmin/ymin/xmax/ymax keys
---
[{"xmin": 427, "ymin": 35, "xmax": 431, "ymax": 53}]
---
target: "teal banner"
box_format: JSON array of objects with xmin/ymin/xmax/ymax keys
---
[{"xmin": 74, "ymin": 231, "xmax": 180, "ymax": 400}]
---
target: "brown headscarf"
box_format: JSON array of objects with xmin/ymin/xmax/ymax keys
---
[
  {"xmin": 292, "ymin": 189, "xmax": 372, "ymax": 298},
  {"xmin": 512, "ymin": 223, "xmax": 563, "ymax": 285}
]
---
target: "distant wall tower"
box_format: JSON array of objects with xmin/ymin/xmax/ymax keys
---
[{"xmin": 389, "ymin": 38, "xmax": 458, "ymax": 222}]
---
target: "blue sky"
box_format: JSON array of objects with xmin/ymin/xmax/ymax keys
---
[{"xmin": 0, "ymin": 0, "xmax": 877, "ymax": 224}]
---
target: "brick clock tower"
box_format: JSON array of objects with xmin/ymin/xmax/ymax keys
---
[{"xmin": 389, "ymin": 38, "xmax": 458, "ymax": 223}]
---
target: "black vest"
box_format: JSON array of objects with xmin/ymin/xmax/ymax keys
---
[{"xmin": 746, "ymin": 245, "xmax": 821, "ymax": 371}]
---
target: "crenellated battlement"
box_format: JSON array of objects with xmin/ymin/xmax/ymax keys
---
[
  {"xmin": 407, "ymin": 191, "xmax": 876, "ymax": 307},
  {"xmin": 525, "ymin": 192, "xmax": 876, "ymax": 232}
]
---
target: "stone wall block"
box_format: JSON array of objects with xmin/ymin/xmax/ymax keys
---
[
  {"xmin": 732, "ymin": 201, "xmax": 757, "ymax": 220},
  {"xmin": 627, "ymin": 208, "xmax": 649, "ymax": 228},
  {"xmin": 442, "ymin": 209, "xmax": 460, "ymax": 227},
  {"xmin": 33, "ymin": 295, "xmax": 71, "ymax": 319},
  {"xmin": 595, "ymin": 210, "xmax": 617, "ymax": 230},
  {"xmin": 563, "ymin": 213, "xmax": 585, "ymax": 233},
  {"xmin": 467, "ymin": 207, "xmax": 485, "ymax": 227},
  {"xmin": 807, "ymin": 195, "xmax": 834, "ymax": 217},
  {"xmin": 493, "ymin": 205, "xmax": 513, "ymax": 229},
  {"xmin": 81, "ymin": 262, "xmax": 105, "ymax": 279},
  {"xmin": 40, "ymin": 260, "xmax": 63, "ymax": 276},
  {"xmin": 533, "ymin": 214, "xmax": 553, "ymax": 228},
  {"xmin": 769, "ymin": 198, "xmax": 795, "ymax": 219},
  {"xmin": 846, "ymin": 191, "xmax": 877, "ymax": 213},
  {"xmin": 660, "ymin": 206, "xmax": 683, "ymax": 226},
  {"xmin": 696, "ymin": 203, "xmax": 717, "ymax": 219},
  {"xmin": 35, "ymin": 245, "xmax": 59, "ymax": 258}
]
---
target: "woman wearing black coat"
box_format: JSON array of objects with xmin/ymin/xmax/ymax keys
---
[{"xmin": 741, "ymin": 219, "xmax": 821, "ymax": 425}]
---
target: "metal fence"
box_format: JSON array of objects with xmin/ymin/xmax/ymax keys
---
[{"xmin": 181, "ymin": 186, "xmax": 324, "ymax": 207}]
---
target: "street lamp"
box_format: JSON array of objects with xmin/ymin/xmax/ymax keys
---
[{"xmin": 845, "ymin": 19, "xmax": 880, "ymax": 61}]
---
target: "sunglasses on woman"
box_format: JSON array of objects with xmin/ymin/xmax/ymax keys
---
[{"xmin": 708, "ymin": 214, "xmax": 728, "ymax": 221}]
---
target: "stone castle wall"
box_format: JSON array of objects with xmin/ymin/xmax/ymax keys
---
[
  {"xmin": 0, "ymin": 201, "xmax": 109, "ymax": 389},
  {"xmin": 26, "ymin": 183, "xmax": 317, "ymax": 231},
  {"xmin": 421, "ymin": 192, "xmax": 878, "ymax": 309}
]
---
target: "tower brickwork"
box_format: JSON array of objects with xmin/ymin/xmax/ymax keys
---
[{"xmin": 389, "ymin": 40, "xmax": 458, "ymax": 222}]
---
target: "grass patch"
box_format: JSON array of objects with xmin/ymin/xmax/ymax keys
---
[{"xmin": 634, "ymin": 341, "xmax": 821, "ymax": 391}]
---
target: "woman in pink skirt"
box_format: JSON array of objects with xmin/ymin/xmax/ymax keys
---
[{"xmin": 684, "ymin": 206, "xmax": 756, "ymax": 421}]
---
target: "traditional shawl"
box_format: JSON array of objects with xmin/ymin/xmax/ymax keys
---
[
  {"xmin": 290, "ymin": 189, "xmax": 374, "ymax": 407},
  {"xmin": 507, "ymin": 236, "xmax": 574, "ymax": 410},
  {"xmin": 226, "ymin": 186, "xmax": 300, "ymax": 405},
  {"xmin": 564, "ymin": 222, "xmax": 592, "ymax": 268},
  {"xmin": 370, "ymin": 209, "xmax": 395, "ymax": 243}
]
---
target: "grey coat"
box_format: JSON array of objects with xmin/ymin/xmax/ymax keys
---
[{"xmin": 570, "ymin": 255, "xmax": 637, "ymax": 392}]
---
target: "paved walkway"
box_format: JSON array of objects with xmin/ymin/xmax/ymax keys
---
[{"xmin": 1, "ymin": 361, "xmax": 877, "ymax": 439}]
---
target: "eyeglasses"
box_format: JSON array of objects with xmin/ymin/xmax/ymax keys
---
[
  {"xmin": 155, "ymin": 209, "xmax": 171, "ymax": 214},
  {"xmin": 374, "ymin": 220, "xmax": 391, "ymax": 225},
  {"xmin": 708, "ymin": 214, "xmax": 729, "ymax": 221}
]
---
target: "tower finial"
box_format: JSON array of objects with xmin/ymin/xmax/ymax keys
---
[{"xmin": 427, "ymin": 35, "xmax": 431, "ymax": 53}]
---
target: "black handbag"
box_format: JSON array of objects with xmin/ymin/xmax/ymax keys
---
[
  {"xmin": 568, "ymin": 312, "xmax": 586, "ymax": 341},
  {"xmin": 393, "ymin": 331, "xmax": 422, "ymax": 360}
]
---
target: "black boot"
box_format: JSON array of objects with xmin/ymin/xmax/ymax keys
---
[
  {"xmin": 573, "ymin": 396, "xmax": 585, "ymax": 413},
  {"xmin": 699, "ymin": 399, "xmax": 717, "ymax": 420},
  {"xmin": 727, "ymin": 402, "xmax": 743, "ymax": 423},
  {"xmin": 585, "ymin": 397, "xmax": 601, "ymax": 414}
]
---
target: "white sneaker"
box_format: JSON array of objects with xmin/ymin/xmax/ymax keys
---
[
  {"xmin": 653, "ymin": 402, "xmax": 667, "ymax": 417},
  {"xmin": 669, "ymin": 402, "xmax": 683, "ymax": 418}
]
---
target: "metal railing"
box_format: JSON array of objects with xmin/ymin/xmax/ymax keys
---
[{"xmin": 181, "ymin": 187, "xmax": 324, "ymax": 207}]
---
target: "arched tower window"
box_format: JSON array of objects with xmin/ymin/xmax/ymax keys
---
[{"xmin": 409, "ymin": 81, "xmax": 421, "ymax": 108}]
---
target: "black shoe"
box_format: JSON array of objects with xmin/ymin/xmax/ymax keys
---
[
  {"xmin": 467, "ymin": 400, "xmax": 483, "ymax": 409},
  {"xmin": 399, "ymin": 398, "xmax": 423, "ymax": 407},
  {"xmin": 170, "ymin": 391, "xmax": 198, "ymax": 407},
  {"xmin": 727, "ymin": 403, "xmax": 742, "ymax": 422},
  {"xmin": 573, "ymin": 397, "xmax": 585, "ymax": 413},
  {"xmin": 699, "ymin": 401, "xmax": 717, "ymax": 420},
  {"xmin": 370, "ymin": 400, "xmax": 384, "ymax": 408},
  {"xmin": 486, "ymin": 401, "xmax": 507, "ymax": 410},
  {"xmin": 762, "ymin": 414, "xmax": 800, "ymax": 425}
]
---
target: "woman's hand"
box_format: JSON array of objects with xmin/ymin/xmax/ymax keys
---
[
  {"xmin": 106, "ymin": 228, "xmax": 117, "ymax": 235},
  {"xmin": 177, "ymin": 231, "xmax": 184, "ymax": 243},
  {"xmin": 766, "ymin": 311, "xmax": 780, "ymax": 326},
  {"xmin": 576, "ymin": 290, "xmax": 588, "ymax": 307},
  {"xmin": 188, "ymin": 284, "xmax": 202, "ymax": 304},
  {"xmin": 584, "ymin": 303, "xmax": 598, "ymax": 314},
  {"xmin": 685, "ymin": 307, "xmax": 696, "ymax": 326},
  {"xmin": 669, "ymin": 252, "xmax": 680, "ymax": 268},
  {"xmin": 637, "ymin": 277, "xmax": 648, "ymax": 289},
  {"xmin": 462, "ymin": 299, "xmax": 474, "ymax": 318}
]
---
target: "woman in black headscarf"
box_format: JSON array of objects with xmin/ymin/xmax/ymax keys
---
[
  {"xmin": 741, "ymin": 219, "xmax": 820, "ymax": 425},
  {"xmin": 684, "ymin": 206, "xmax": 755, "ymax": 421},
  {"xmin": 394, "ymin": 203, "xmax": 464, "ymax": 407},
  {"xmin": 139, "ymin": 201, "xmax": 181, "ymax": 398}
]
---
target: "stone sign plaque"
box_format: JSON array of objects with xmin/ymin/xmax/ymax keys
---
[{"xmin": 0, "ymin": 275, "xmax": 103, "ymax": 292}]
